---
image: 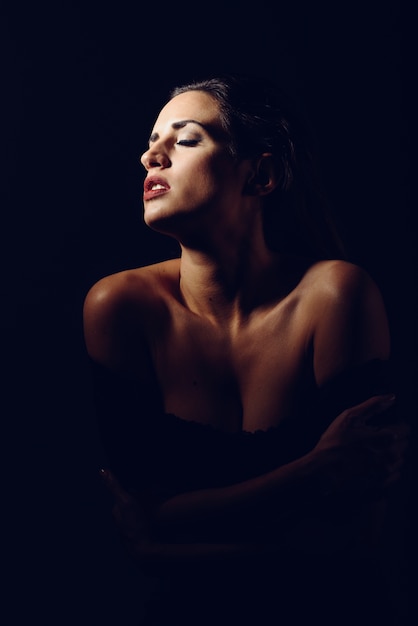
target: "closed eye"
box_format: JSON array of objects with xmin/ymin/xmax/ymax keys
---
[{"xmin": 176, "ymin": 139, "xmax": 200, "ymax": 146}]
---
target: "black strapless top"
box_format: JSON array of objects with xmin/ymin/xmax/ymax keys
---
[
  {"xmin": 89, "ymin": 358, "xmax": 395, "ymax": 498},
  {"xmin": 89, "ymin": 358, "xmax": 398, "ymax": 626}
]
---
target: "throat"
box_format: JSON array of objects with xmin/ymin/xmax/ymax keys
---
[{"xmin": 178, "ymin": 250, "xmax": 288, "ymax": 327}]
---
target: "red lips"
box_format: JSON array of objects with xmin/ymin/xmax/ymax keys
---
[{"xmin": 143, "ymin": 176, "xmax": 171, "ymax": 201}]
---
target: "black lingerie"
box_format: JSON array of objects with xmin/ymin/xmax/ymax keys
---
[
  {"xmin": 90, "ymin": 357, "xmax": 395, "ymax": 499},
  {"xmin": 88, "ymin": 357, "xmax": 398, "ymax": 626}
]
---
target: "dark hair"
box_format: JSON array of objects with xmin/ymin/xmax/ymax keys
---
[{"xmin": 170, "ymin": 74, "xmax": 346, "ymax": 261}]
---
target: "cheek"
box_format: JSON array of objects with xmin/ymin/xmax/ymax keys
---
[
  {"xmin": 199, "ymin": 155, "xmax": 239, "ymax": 190},
  {"xmin": 175, "ymin": 152, "xmax": 240, "ymax": 208},
  {"xmin": 178, "ymin": 161, "xmax": 222, "ymax": 198}
]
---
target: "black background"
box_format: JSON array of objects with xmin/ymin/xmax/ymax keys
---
[{"xmin": 3, "ymin": 1, "xmax": 416, "ymax": 624}]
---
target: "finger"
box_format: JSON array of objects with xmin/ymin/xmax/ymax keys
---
[
  {"xmin": 344, "ymin": 394, "xmax": 396, "ymax": 423},
  {"xmin": 99, "ymin": 468, "xmax": 131, "ymax": 504},
  {"xmin": 393, "ymin": 421, "xmax": 412, "ymax": 441},
  {"xmin": 383, "ymin": 466, "xmax": 403, "ymax": 488},
  {"xmin": 361, "ymin": 430, "xmax": 409, "ymax": 459},
  {"xmin": 371, "ymin": 423, "xmax": 410, "ymax": 449}
]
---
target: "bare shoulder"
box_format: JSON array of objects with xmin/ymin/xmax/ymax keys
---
[
  {"xmin": 83, "ymin": 258, "xmax": 180, "ymax": 367},
  {"xmin": 84, "ymin": 258, "xmax": 180, "ymax": 312},
  {"xmin": 301, "ymin": 259, "xmax": 378, "ymax": 298},
  {"xmin": 299, "ymin": 259, "xmax": 390, "ymax": 385}
]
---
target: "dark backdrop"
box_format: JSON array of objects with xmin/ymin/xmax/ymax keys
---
[{"xmin": 3, "ymin": 2, "xmax": 416, "ymax": 624}]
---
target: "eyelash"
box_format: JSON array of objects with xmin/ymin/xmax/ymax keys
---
[{"xmin": 176, "ymin": 139, "xmax": 199, "ymax": 146}]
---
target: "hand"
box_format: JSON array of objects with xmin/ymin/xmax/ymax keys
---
[
  {"xmin": 99, "ymin": 468, "xmax": 154, "ymax": 556},
  {"xmin": 314, "ymin": 395, "xmax": 410, "ymax": 496},
  {"xmin": 98, "ymin": 468, "xmax": 261, "ymax": 573}
]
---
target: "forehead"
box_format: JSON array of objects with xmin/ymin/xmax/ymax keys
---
[{"xmin": 152, "ymin": 90, "xmax": 222, "ymax": 131}]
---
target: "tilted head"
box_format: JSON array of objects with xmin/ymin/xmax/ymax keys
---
[{"xmin": 170, "ymin": 73, "xmax": 346, "ymax": 260}]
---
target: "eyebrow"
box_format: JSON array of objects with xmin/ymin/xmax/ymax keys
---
[{"xmin": 148, "ymin": 119, "xmax": 210, "ymax": 143}]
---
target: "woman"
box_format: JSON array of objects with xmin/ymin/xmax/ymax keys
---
[{"xmin": 84, "ymin": 74, "xmax": 408, "ymax": 625}]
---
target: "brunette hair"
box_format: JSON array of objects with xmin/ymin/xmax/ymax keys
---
[{"xmin": 170, "ymin": 74, "xmax": 346, "ymax": 261}]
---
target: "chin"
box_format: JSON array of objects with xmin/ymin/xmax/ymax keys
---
[{"xmin": 144, "ymin": 205, "xmax": 186, "ymax": 237}]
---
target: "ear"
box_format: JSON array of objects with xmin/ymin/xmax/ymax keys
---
[{"xmin": 244, "ymin": 153, "xmax": 279, "ymax": 196}]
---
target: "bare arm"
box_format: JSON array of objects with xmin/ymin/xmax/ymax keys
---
[
  {"xmin": 85, "ymin": 263, "xmax": 408, "ymax": 566},
  {"xmin": 153, "ymin": 396, "xmax": 402, "ymax": 542},
  {"xmin": 100, "ymin": 392, "xmax": 406, "ymax": 574},
  {"xmin": 100, "ymin": 468, "xmax": 292, "ymax": 576}
]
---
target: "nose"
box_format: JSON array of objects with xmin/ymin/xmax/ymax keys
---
[{"xmin": 140, "ymin": 145, "xmax": 171, "ymax": 170}]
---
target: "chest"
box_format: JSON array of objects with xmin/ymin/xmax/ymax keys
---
[{"xmin": 149, "ymin": 303, "xmax": 314, "ymax": 432}]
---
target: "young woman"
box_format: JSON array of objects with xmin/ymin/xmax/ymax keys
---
[{"xmin": 83, "ymin": 75, "xmax": 408, "ymax": 625}]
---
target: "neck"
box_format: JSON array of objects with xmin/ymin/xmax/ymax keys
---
[{"xmin": 178, "ymin": 233, "xmax": 288, "ymax": 327}]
